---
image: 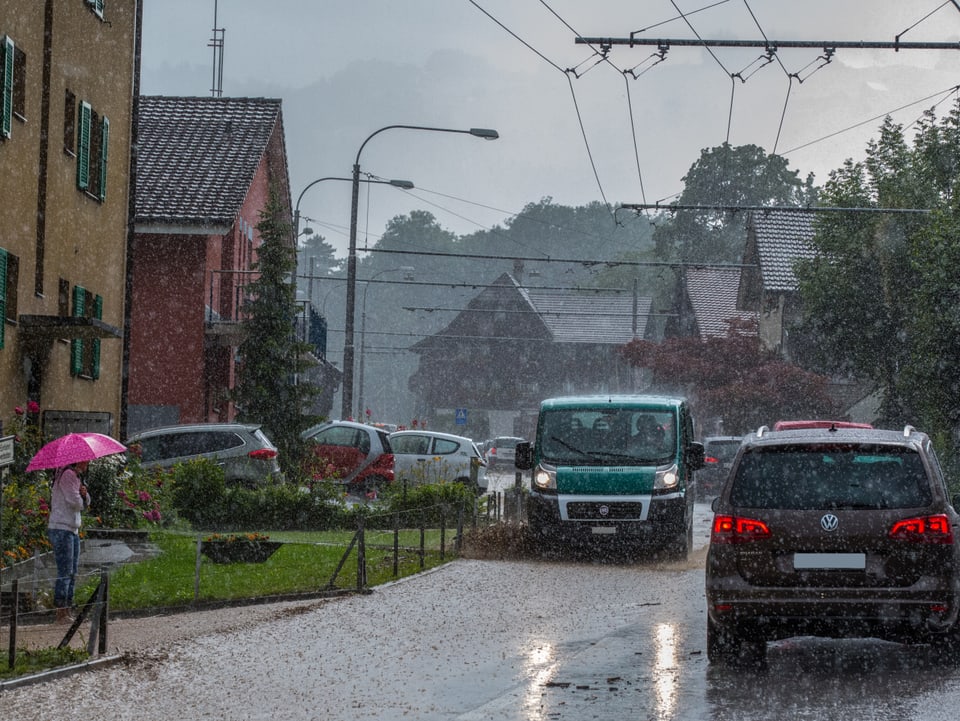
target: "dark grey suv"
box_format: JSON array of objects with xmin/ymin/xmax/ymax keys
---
[{"xmin": 706, "ymin": 424, "xmax": 960, "ymax": 665}]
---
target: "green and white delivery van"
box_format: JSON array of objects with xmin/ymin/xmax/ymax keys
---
[{"xmin": 515, "ymin": 395, "xmax": 704, "ymax": 557}]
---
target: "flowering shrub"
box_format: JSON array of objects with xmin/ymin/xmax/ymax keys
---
[
  {"xmin": 85, "ymin": 453, "xmax": 170, "ymax": 529},
  {"xmin": 1, "ymin": 404, "xmax": 170, "ymax": 569},
  {"xmin": 10, "ymin": 401, "xmax": 46, "ymax": 476},
  {"xmin": 0, "ymin": 478, "xmax": 50, "ymax": 569}
]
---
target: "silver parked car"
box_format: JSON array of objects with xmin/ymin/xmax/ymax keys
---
[
  {"xmin": 485, "ymin": 436, "xmax": 525, "ymax": 469},
  {"xmin": 126, "ymin": 423, "xmax": 282, "ymax": 486},
  {"xmin": 389, "ymin": 430, "xmax": 487, "ymax": 493}
]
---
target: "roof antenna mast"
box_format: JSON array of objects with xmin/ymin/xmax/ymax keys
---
[{"xmin": 209, "ymin": 0, "xmax": 225, "ymax": 97}]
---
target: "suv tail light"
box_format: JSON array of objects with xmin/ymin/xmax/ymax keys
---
[
  {"xmin": 711, "ymin": 514, "xmax": 771, "ymax": 544},
  {"xmin": 248, "ymin": 449, "xmax": 278, "ymax": 461},
  {"xmin": 889, "ymin": 514, "xmax": 954, "ymax": 544},
  {"xmin": 704, "ymin": 456, "xmax": 719, "ymax": 465}
]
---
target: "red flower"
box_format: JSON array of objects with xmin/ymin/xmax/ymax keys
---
[
  {"xmin": 14, "ymin": 406, "xmax": 23, "ymax": 416},
  {"xmin": 27, "ymin": 401, "xmax": 40, "ymax": 414}
]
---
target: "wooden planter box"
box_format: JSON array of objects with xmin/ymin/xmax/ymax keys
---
[{"xmin": 200, "ymin": 540, "xmax": 282, "ymax": 564}]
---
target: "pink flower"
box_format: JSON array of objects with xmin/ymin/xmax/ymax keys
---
[
  {"xmin": 14, "ymin": 406, "xmax": 23, "ymax": 416},
  {"xmin": 27, "ymin": 401, "xmax": 40, "ymax": 414},
  {"xmin": 137, "ymin": 490, "xmax": 152, "ymax": 502}
]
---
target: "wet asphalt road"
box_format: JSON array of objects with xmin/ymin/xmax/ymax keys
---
[{"xmin": 6, "ymin": 493, "xmax": 960, "ymax": 719}]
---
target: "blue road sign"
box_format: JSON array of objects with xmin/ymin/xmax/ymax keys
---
[{"xmin": 455, "ymin": 408, "xmax": 467, "ymax": 425}]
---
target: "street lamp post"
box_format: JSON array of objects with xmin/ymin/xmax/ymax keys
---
[
  {"xmin": 292, "ymin": 174, "xmax": 412, "ymax": 395},
  {"xmin": 342, "ymin": 124, "xmax": 499, "ymax": 419},
  {"xmin": 293, "ymin": 176, "xmax": 414, "ymax": 242},
  {"xmin": 358, "ymin": 266, "xmax": 415, "ymax": 419}
]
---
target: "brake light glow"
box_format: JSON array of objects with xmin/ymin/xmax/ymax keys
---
[
  {"xmin": 889, "ymin": 514, "xmax": 954, "ymax": 544},
  {"xmin": 248, "ymin": 449, "xmax": 278, "ymax": 461},
  {"xmin": 704, "ymin": 456, "xmax": 719, "ymax": 464},
  {"xmin": 711, "ymin": 514, "xmax": 771, "ymax": 543}
]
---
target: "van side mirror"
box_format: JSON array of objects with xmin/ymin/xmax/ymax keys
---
[
  {"xmin": 515, "ymin": 441, "xmax": 533, "ymax": 470},
  {"xmin": 687, "ymin": 441, "xmax": 705, "ymax": 471}
]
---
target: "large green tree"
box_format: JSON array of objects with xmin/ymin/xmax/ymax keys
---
[
  {"xmin": 234, "ymin": 189, "xmax": 320, "ymax": 476},
  {"xmin": 654, "ymin": 143, "xmax": 817, "ymax": 264},
  {"xmin": 794, "ymin": 102, "xmax": 960, "ymax": 467}
]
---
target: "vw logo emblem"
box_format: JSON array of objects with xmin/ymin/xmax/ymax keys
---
[
  {"xmin": 598, "ymin": 504, "xmax": 610, "ymax": 517},
  {"xmin": 821, "ymin": 514, "xmax": 839, "ymax": 532}
]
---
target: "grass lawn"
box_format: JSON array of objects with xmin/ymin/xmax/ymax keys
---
[{"xmin": 80, "ymin": 528, "xmax": 456, "ymax": 612}]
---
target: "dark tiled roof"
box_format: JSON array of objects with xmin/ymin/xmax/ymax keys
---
[
  {"xmin": 523, "ymin": 290, "xmax": 650, "ymax": 344},
  {"xmin": 751, "ymin": 210, "xmax": 816, "ymax": 292},
  {"xmin": 685, "ymin": 267, "xmax": 757, "ymax": 339},
  {"xmin": 136, "ymin": 96, "xmax": 283, "ymax": 226}
]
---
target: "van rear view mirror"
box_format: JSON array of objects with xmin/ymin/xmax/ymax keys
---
[{"xmin": 515, "ymin": 441, "xmax": 533, "ymax": 470}]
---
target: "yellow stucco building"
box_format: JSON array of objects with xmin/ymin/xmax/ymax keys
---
[{"xmin": 0, "ymin": 1, "xmax": 140, "ymax": 437}]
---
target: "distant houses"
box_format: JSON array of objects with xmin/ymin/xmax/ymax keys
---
[
  {"xmin": 408, "ymin": 273, "xmax": 650, "ymax": 437},
  {"xmin": 407, "ymin": 208, "xmax": 877, "ymax": 435}
]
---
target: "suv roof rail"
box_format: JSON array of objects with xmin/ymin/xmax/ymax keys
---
[
  {"xmin": 756, "ymin": 425, "xmax": 769, "ymax": 438},
  {"xmin": 903, "ymin": 425, "xmax": 916, "ymax": 438}
]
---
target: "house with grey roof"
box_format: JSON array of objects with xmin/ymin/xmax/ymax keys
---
[
  {"xmin": 128, "ymin": 96, "xmax": 337, "ymax": 433},
  {"xmin": 682, "ymin": 266, "xmax": 757, "ymax": 340},
  {"xmin": 737, "ymin": 209, "xmax": 816, "ymax": 359},
  {"xmin": 408, "ymin": 273, "xmax": 651, "ymax": 435}
]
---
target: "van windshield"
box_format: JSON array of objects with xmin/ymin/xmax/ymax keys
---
[{"xmin": 538, "ymin": 408, "xmax": 677, "ymax": 466}]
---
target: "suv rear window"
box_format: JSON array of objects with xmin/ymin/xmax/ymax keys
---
[{"xmin": 729, "ymin": 443, "xmax": 932, "ymax": 510}]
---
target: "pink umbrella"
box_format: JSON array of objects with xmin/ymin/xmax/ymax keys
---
[{"xmin": 26, "ymin": 432, "xmax": 127, "ymax": 472}]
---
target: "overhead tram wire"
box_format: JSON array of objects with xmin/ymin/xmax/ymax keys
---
[
  {"xmin": 468, "ymin": 0, "xmax": 613, "ymax": 214},
  {"xmin": 619, "ymin": 203, "xmax": 932, "ymax": 216},
  {"xmin": 780, "ymin": 84, "xmax": 960, "ymax": 156},
  {"xmin": 364, "ymin": 246, "xmax": 758, "ymax": 269},
  {"xmin": 574, "ymin": 36, "xmax": 960, "ymax": 52}
]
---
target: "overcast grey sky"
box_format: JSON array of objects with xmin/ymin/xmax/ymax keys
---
[{"xmin": 141, "ymin": 1, "xmax": 960, "ymax": 255}]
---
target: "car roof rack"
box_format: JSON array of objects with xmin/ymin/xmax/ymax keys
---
[
  {"xmin": 756, "ymin": 425, "xmax": 769, "ymax": 438},
  {"xmin": 903, "ymin": 425, "xmax": 916, "ymax": 438}
]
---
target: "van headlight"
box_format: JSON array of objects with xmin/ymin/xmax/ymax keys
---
[
  {"xmin": 533, "ymin": 465, "xmax": 556, "ymax": 490},
  {"xmin": 654, "ymin": 464, "xmax": 679, "ymax": 490}
]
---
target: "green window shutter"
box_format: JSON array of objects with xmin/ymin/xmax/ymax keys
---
[
  {"xmin": 92, "ymin": 295, "xmax": 102, "ymax": 379},
  {"xmin": 94, "ymin": 0, "xmax": 105, "ymax": 19},
  {"xmin": 0, "ymin": 249, "xmax": 8, "ymax": 351},
  {"xmin": 71, "ymin": 285, "xmax": 85, "ymax": 376},
  {"xmin": 1, "ymin": 36, "xmax": 13, "ymax": 139},
  {"xmin": 98, "ymin": 116, "xmax": 109, "ymax": 201},
  {"xmin": 76, "ymin": 101, "xmax": 91, "ymax": 190}
]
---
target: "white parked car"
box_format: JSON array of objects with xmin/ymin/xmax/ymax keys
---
[{"xmin": 389, "ymin": 430, "xmax": 487, "ymax": 494}]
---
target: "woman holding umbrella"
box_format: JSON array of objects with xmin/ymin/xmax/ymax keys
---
[
  {"xmin": 26, "ymin": 431, "xmax": 126, "ymax": 624},
  {"xmin": 47, "ymin": 460, "xmax": 91, "ymax": 623}
]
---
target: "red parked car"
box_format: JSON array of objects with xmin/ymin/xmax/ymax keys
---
[{"xmin": 301, "ymin": 421, "xmax": 394, "ymax": 497}]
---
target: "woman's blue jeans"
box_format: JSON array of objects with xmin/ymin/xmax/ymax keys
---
[{"xmin": 48, "ymin": 528, "xmax": 80, "ymax": 609}]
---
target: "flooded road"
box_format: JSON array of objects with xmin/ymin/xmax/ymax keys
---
[{"xmin": 6, "ymin": 502, "xmax": 960, "ymax": 720}]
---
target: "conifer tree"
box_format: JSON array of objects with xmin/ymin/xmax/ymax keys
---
[{"xmin": 234, "ymin": 188, "xmax": 319, "ymax": 476}]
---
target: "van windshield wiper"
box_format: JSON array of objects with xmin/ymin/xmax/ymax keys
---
[{"xmin": 549, "ymin": 436, "xmax": 588, "ymax": 457}]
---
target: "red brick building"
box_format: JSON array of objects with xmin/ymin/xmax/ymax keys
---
[{"xmin": 127, "ymin": 96, "xmax": 291, "ymax": 435}]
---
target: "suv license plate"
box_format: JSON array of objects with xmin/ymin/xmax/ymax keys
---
[
  {"xmin": 793, "ymin": 552, "xmax": 865, "ymax": 570},
  {"xmin": 591, "ymin": 527, "xmax": 617, "ymax": 535}
]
